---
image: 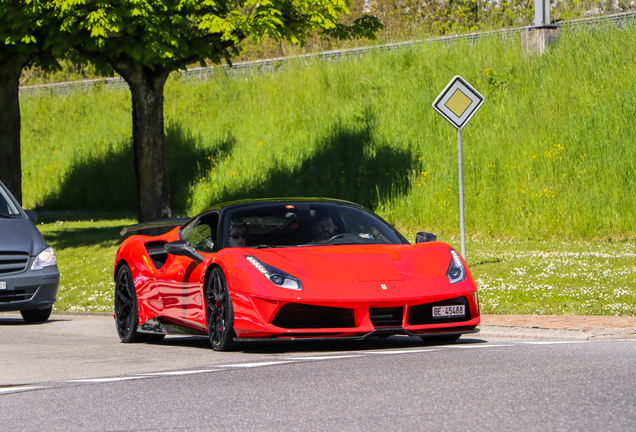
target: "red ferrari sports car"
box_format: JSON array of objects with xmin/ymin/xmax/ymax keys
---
[{"xmin": 114, "ymin": 198, "xmax": 480, "ymax": 350}]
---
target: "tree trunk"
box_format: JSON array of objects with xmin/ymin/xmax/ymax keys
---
[
  {"xmin": 115, "ymin": 66, "xmax": 172, "ymax": 222},
  {"xmin": 0, "ymin": 67, "xmax": 23, "ymax": 205}
]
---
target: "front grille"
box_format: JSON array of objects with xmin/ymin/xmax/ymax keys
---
[
  {"xmin": 0, "ymin": 251, "xmax": 29, "ymax": 275},
  {"xmin": 0, "ymin": 286, "xmax": 39, "ymax": 303},
  {"xmin": 370, "ymin": 307, "xmax": 403, "ymax": 327},
  {"xmin": 408, "ymin": 296, "xmax": 470, "ymax": 325},
  {"xmin": 272, "ymin": 304, "xmax": 356, "ymax": 329}
]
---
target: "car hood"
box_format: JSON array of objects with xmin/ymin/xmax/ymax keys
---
[
  {"xmin": 250, "ymin": 243, "xmax": 453, "ymax": 283},
  {"xmin": 0, "ymin": 218, "xmax": 47, "ymax": 255}
]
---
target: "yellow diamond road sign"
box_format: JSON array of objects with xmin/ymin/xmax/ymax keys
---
[{"xmin": 433, "ymin": 76, "xmax": 484, "ymax": 130}]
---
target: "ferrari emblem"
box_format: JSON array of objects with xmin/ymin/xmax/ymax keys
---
[{"xmin": 381, "ymin": 284, "xmax": 387, "ymax": 290}]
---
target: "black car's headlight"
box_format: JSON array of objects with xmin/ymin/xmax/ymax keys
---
[
  {"xmin": 246, "ymin": 256, "xmax": 303, "ymax": 291},
  {"xmin": 446, "ymin": 249, "xmax": 466, "ymax": 284},
  {"xmin": 31, "ymin": 247, "xmax": 57, "ymax": 270}
]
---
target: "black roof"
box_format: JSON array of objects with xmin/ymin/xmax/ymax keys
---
[
  {"xmin": 121, "ymin": 198, "xmax": 369, "ymax": 236},
  {"xmin": 207, "ymin": 197, "xmax": 366, "ymax": 213}
]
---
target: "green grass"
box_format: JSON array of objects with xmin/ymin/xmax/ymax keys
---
[
  {"xmin": 36, "ymin": 213, "xmax": 135, "ymax": 312},
  {"xmin": 464, "ymin": 238, "xmax": 636, "ymax": 316},
  {"xmin": 20, "ymin": 24, "xmax": 636, "ymax": 240},
  {"xmin": 39, "ymin": 214, "xmax": 636, "ymax": 315}
]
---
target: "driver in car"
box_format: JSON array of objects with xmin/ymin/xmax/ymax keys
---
[
  {"xmin": 229, "ymin": 222, "xmax": 249, "ymax": 247},
  {"xmin": 312, "ymin": 216, "xmax": 336, "ymax": 242}
]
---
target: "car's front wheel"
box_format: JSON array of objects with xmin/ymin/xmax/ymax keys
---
[
  {"xmin": 206, "ymin": 268, "xmax": 236, "ymax": 351},
  {"xmin": 20, "ymin": 306, "xmax": 52, "ymax": 323}
]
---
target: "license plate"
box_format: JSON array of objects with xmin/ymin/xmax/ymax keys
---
[
  {"xmin": 0, "ymin": 281, "xmax": 5, "ymax": 290},
  {"xmin": 432, "ymin": 305, "xmax": 465, "ymax": 318}
]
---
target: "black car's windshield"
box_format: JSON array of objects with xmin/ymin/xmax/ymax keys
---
[
  {"xmin": 222, "ymin": 202, "xmax": 407, "ymax": 248},
  {"xmin": 0, "ymin": 185, "xmax": 21, "ymax": 218}
]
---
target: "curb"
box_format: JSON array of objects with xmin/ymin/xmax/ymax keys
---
[{"xmin": 478, "ymin": 325, "xmax": 636, "ymax": 340}]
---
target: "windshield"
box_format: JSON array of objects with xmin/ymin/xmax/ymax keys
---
[
  {"xmin": 0, "ymin": 184, "xmax": 22, "ymax": 218},
  {"xmin": 221, "ymin": 202, "xmax": 407, "ymax": 248}
]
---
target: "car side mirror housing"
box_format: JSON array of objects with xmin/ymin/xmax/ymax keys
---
[
  {"xmin": 415, "ymin": 232, "xmax": 437, "ymax": 244},
  {"xmin": 164, "ymin": 240, "xmax": 205, "ymax": 264},
  {"xmin": 24, "ymin": 210, "xmax": 37, "ymax": 225}
]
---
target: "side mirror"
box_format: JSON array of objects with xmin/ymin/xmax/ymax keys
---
[
  {"xmin": 24, "ymin": 210, "xmax": 37, "ymax": 225},
  {"xmin": 415, "ymin": 232, "xmax": 437, "ymax": 244},
  {"xmin": 164, "ymin": 240, "xmax": 205, "ymax": 264}
]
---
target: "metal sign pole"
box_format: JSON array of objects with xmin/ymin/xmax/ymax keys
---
[
  {"xmin": 432, "ymin": 76, "xmax": 484, "ymax": 261},
  {"xmin": 457, "ymin": 128, "xmax": 466, "ymax": 259}
]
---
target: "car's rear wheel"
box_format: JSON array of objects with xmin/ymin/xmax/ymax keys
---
[
  {"xmin": 20, "ymin": 306, "xmax": 52, "ymax": 323},
  {"xmin": 114, "ymin": 264, "xmax": 164, "ymax": 343},
  {"xmin": 206, "ymin": 268, "xmax": 236, "ymax": 351}
]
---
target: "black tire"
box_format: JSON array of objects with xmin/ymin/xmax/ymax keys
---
[
  {"xmin": 422, "ymin": 334, "xmax": 461, "ymax": 344},
  {"xmin": 206, "ymin": 268, "xmax": 236, "ymax": 351},
  {"xmin": 114, "ymin": 264, "xmax": 165, "ymax": 343},
  {"xmin": 20, "ymin": 306, "xmax": 52, "ymax": 323}
]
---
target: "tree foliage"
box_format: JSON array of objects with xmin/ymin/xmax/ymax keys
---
[
  {"xmin": 54, "ymin": 0, "xmax": 383, "ymax": 73},
  {"xmin": 1, "ymin": 0, "xmax": 65, "ymax": 70},
  {"xmin": 368, "ymin": 0, "xmax": 534, "ymax": 37}
]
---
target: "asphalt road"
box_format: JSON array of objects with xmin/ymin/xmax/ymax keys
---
[{"xmin": 2, "ymin": 313, "xmax": 636, "ymax": 431}]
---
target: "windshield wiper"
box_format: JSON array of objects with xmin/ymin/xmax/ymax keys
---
[
  {"xmin": 250, "ymin": 244, "xmax": 287, "ymax": 249},
  {"xmin": 0, "ymin": 213, "xmax": 19, "ymax": 218}
]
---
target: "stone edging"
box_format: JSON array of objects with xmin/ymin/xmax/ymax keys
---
[{"xmin": 478, "ymin": 325, "xmax": 636, "ymax": 340}]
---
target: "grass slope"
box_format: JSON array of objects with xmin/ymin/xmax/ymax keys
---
[{"xmin": 20, "ymin": 25, "xmax": 636, "ymax": 239}]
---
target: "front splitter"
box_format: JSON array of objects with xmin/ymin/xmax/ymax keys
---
[{"xmin": 234, "ymin": 328, "xmax": 480, "ymax": 342}]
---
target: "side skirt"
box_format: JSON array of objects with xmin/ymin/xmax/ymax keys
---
[{"xmin": 138, "ymin": 318, "xmax": 206, "ymax": 336}]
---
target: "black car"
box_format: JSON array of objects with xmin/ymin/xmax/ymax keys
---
[{"xmin": 0, "ymin": 181, "xmax": 59, "ymax": 322}]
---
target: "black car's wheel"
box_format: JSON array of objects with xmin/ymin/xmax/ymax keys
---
[
  {"xmin": 20, "ymin": 306, "xmax": 52, "ymax": 323},
  {"xmin": 422, "ymin": 334, "xmax": 461, "ymax": 344},
  {"xmin": 114, "ymin": 264, "xmax": 164, "ymax": 343},
  {"xmin": 206, "ymin": 268, "xmax": 236, "ymax": 351}
]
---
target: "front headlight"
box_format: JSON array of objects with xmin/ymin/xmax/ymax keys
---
[
  {"xmin": 246, "ymin": 256, "xmax": 303, "ymax": 291},
  {"xmin": 31, "ymin": 247, "xmax": 57, "ymax": 270},
  {"xmin": 446, "ymin": 249, "xmax": 466, "ymax": 284}
]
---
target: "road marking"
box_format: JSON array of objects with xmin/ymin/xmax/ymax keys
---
[
  {"xmin": 443, "ymin": 344, "xmax": 513, "ymax": 349},
  {"xmin": 140, "ymin": 369, "xmax": 223, "ymax": 376},
  {"xmin": 12, "ymin": 342, "xmax": 535, "ymax": 388},
  {"xmin": 284, "ymin": 355, "xmax": 364, "ymax": 361},
  {"xmin": 67, "ymin": 377, "xmax": 147, "ymax": 383},
  {"xmin": 515, "ymin": 341, "xmax": 589, "ymax": 345},
  {"xmin": 218, "ymin": 361, "xmax": 295, "ymax": 368},
  {"xmin": 0, "ymin": 386, "xmax": 42, "ymax": 394},
  {"xmin": 365, "ymin": 349, "xmax": 440, "ymax": 355}
]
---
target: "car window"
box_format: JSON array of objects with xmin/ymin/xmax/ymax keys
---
[
  {"xmin": 184, "ymin": 212, "xmax": 218, "ymax": 252},
  {"xmin": 222, "ymin": 202, "xmax": 406, "ymax": 248},
  {"xmin": 0, "ymin": 185, "xmax": 21, "ymax": 217},
  {"xmin": 339, "ymin": 209, "xmax": 397, "ymax": 243}
]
